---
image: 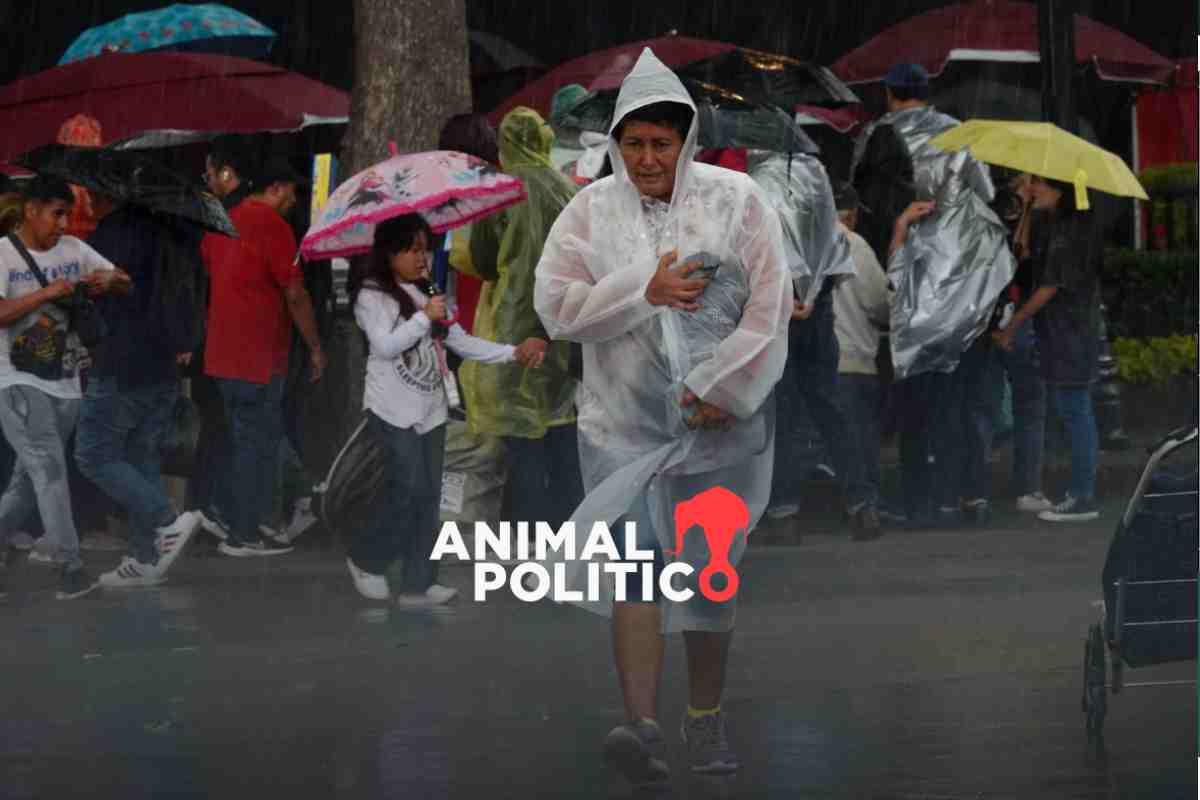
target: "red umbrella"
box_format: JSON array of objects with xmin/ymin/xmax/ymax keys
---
[
  {"xmin": 0, "ymin": 51, "xmax": 348, "ymax": 162},
  {"xmin": 832, "ymin": 0, "xmax": 1175, "ymax": 86},
  {"xmin": 488, "ymin": 34, "xmax": 735, "ymax": 123}
]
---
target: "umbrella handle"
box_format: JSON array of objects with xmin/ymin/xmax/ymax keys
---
[{"xmin": 388, "ymin": 141, "xmax": 399, "ymax": 157}]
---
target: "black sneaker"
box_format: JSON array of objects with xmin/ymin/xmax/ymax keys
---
[
  {"xmin": 961, "ymin": 499, "xmax": 991, "ymax": 526},
  {"xmin": 218, "ymin": 539, "xmax": 294, "ymax": 558},
  {"xmin": 850, "ymin": 505, "xmax": 883, "ymax": 541},
  {"xmin": 57, "ymin": 566, "xmax": 99, "ymax": 600}
]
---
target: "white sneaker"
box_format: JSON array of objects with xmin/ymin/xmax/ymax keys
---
[
  {"xmin": 27, "ymin": 544, "xmax": 63, "ymax": 567},
  {"xmin": 1016, "ymin": 492, "xmax": 1054, "ymax": 513},
  {"xmin": 9, "ymin": 531, "xmax": 36, "ymax": 550},
  {"xmin": 156, "ymin": 512, "xmax": 201, "ymax": 573},
  {"xmin": 347, "ymin": 558, "xmax": 391, "ymax": 601},
  {"xmin": 100, "ymin": 556, "xmax": 165, "ymax": 588},
  {"xmin": 197, "ymin": 509, "xmax": 230, "ymax": 541},
  {"xmin": 396, "ymin": 584, "xmax": 458, "ymax": 607},
  {"xmin": 424, "ymin": 584, "xmax": 458, "ymax": 604},
  {"xmin": 766, "ymin": 503, "xmax": 800, "ymax": 520},
  {"xmin": 1039, "ymin": 494, "xmax": 1100, "ymax": 523},
  {"xmin": 282, "ymin": 498, "xmax": 319, "ymax": 543}
]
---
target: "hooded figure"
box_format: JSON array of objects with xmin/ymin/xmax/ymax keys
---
[
  {"xmin": 459, "ymin": 107, "xmax": 582, "ymax": 528},
  {"xmin": 851, "ymin": 104, "xmax": 1014, "ymax": 378},
  {"xmin": 534, "ymin": 49, "xmax": 791, "ymax": 634}
]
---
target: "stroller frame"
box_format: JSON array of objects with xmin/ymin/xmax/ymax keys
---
[{"xmin": 1082, "ymin": 425, "xmax": 1198, "ymax": 744}]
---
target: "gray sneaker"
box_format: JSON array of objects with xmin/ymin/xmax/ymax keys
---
[
  {"xmin": 602, "ymin": 718, "xmax": 670, "ymax": 788},
  {"xmin": 680, "ymin": 711, "xmax": 740, "ymax": 774}
]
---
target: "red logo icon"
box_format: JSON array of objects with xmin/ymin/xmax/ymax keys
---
[{"xmin": 670, "ymin": 487, "xmax": 750, "ymax": 602}]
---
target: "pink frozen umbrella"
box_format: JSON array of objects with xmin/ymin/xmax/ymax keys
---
[{"xmin": 300, "ymin": 147, "xmax": 526, "ymax": 261}]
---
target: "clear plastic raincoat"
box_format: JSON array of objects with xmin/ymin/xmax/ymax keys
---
[
  {"xmin": 534, "ymin": 49, "xmax": 792, "ymax": 633},
  {"xmin": 851, "ymin": 105, "xmax": 1015, "ymax": 379},
  {"xmin": 746, "ymin": 151, "xmax": 855, "ymax": 305},
  {"xmin": 458, "ymin": 107, "xmax": 579, "ymax": 439}
]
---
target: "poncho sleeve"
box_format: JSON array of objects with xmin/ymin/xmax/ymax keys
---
[
  {"xmin": 533, "ymin": 191, "xmax": 662, "ymax": 343},
  {"xmin": 682, "ymin": 189, "xmax": 792, "ymax": 419}
]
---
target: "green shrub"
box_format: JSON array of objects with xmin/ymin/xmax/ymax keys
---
[
  {"xmin": 1113, "ymin": 335, "xmax": 1198, "ymax": 385},
  {"xmin": 1102, "ymin": 249, "xmax": 1199, "ymax": 338}
]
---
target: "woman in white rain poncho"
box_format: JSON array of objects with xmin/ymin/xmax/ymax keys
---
[{"xmin": 534, "ymin": 48, "xmax": 791, "ymax": 783}]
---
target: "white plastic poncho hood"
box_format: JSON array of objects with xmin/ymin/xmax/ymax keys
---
[
  {"xmin": 853, "ymin": 105, "xmax": 1015, "ymax": 378},
  {"xmin": 534, "ymin": 48, "xmax": 792, "ymax": 633}
]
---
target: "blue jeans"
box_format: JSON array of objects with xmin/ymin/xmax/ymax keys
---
[
  {"xmin": 216, "ymin": 376, "xmax": 285, "ymax": 545},
  {"xmin": 996, "ymin": 322, "xmax": 1046, "ymax": 496},
  {"xmin": 1047, "ymin": 385, "xmax": 1098, "ymax": 502},
  {"xmin": 837, "ymin": 374, "xmax": 881, "ymax": 509},
  {"xmin": 348, "ymin": 414, "xmax": 445, "ymax": 591},
  {"xmin": 75, "ymin": 377, "xmax": 179, "ymax": 564},
  {"xmin": 503, "ymin": 423, "xmax": 584, "ymax": 530}
]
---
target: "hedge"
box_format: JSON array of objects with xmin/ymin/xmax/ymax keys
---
[
  {"xmin": 1101, "ymin": 249, "xmax": 1199, "ymax": 339},
  {"xmin": 1113, "ymin": 335, "xmax": 1198, "ymax": 385}
]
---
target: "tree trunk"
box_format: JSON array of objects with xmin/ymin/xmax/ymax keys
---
[
  {"xmin": 295, "ymin": 0, "xmax": 471, "ymax": 495},
  {"xmin": 343, "ymin": 0, "xmax": 473, "ymax": 175}
]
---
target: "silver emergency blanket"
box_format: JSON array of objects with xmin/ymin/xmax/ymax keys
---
[
  {"xmin": 852, "ymin": 105, "xmax": 1015, "ymax": 378},
  {"xmin": 747, "ymin": 150, "xmax": 855, "ymax": 306},
  {"xmin": 534, "ymin": 48, "xmax": 792, "ymax": 633}
]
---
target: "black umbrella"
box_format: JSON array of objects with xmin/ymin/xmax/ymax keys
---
[
  {"xmin": 563, "ymin": 78, "xmax": 819, "ymax": 154},
  {"xmin": 676, "ymin": 49, "xmax": 861, "ymax": 109},
  {"xmin": 16, "ymin": 144, "xmax": 237, "ymax": 237}
]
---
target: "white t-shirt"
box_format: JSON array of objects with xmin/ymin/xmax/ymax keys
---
[
  {"xmin": 0, "ymin": 236, "xmax": 115, "ymax": 399},
  {"xmin": 355, "ymin": 281, "xmax": 515, "ymax": 433}
]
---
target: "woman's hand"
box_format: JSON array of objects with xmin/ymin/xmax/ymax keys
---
[
  {"xmin": 423, "ymin": 295, "xmax": 448, "ymax": 323},
  {"xmin": 991, "ymin": 328, "xmax": 1015, "ymax": 352},
  {"xmin": 83, "ymin": 268, "xmax": 132, "ymax": 295},
  {"xmin": 791, "ymin": 301, "xmax": 814, "ymax": 321},
  {"xmin": 681, "ymin": 388, "xmax": 733, "ymax": 431},
  {"xmin": 897, "ymin": 200, "xmax": 936, "ymax": 229},
  {"xmin": 645, "ymin": 250, "xmax": 709, "ymax": 312},
  {"xmin": 514, "ymin": 337, "xmax": 547, "ymax": 369}
]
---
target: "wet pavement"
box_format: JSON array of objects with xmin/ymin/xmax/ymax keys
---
[{"xmin": 1, "ymin": 498, "xmax": 1195, "ymax": 799}]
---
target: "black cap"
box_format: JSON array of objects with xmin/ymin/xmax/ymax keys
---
[
  {"xmin": 833, "ymin": 181, "xmax": 861, "ymax": 211},
  {"xmin": 256, "ymin": 158, "xmax": 308, "ymax": 189}
]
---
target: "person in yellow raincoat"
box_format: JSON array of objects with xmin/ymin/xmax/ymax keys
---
[{"xmin": 455, "ymin": 107, "xmax": 583, "ymax": 528}]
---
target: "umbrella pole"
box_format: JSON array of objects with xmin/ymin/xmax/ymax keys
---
[{"xmin": 1131, "ymin": 102, "xmax": 1143, "ymax": 250}]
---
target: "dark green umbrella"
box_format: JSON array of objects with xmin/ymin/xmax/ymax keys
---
[
  {"xmin": 17, "ymin": 144, "xmax": 237, "ymax": 237},
  {"xmin": 563, "ymin": 78, "xmax": 819, "ymax": 154}
]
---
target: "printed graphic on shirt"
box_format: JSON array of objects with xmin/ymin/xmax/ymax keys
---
[{"xmin": 395, "ymin": 339, "xmax": 442, "ymax": 394}]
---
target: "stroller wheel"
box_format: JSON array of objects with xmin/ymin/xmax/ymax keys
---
[{"xmin": 1083, "ymin": 623, "xmax": 1107, "ymax": 742}]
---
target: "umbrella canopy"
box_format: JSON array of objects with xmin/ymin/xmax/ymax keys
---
[
  {"xmin": 0, "ymin": 52, "xmax": 349, "ymax": 161},
  {"xmin": 928, "ymin": 119, "xmax": 1148, "ymax": 209},
  {"xmin": 563, "ymin": 79, "xmax": 818, "ymax": 154},
  {"xmin": 17, "ymin": 144, "xmax": 237, "ymax": 237},
  {"xmin": 677, "ymin": 49, "xmax": 860, "ymax": 109},
  {"xmin": 60, "ymin": 4, "xmax": 276, "ymax": 65},
  {"xmin": 301, "ymin": 150, "xmax": 526, "ymax": 261},
  {"xmin": 832, "ymin": 0, "xmax": 1175, "ymax": 86},
  {"xmin": 489, "ymin": 34, "xmax": 736, "ymax": 123}
]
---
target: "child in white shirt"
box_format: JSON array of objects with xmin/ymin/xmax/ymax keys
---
[{"xmin": 347, "ymin": 214, "xmax": 545, "ymax": 604}]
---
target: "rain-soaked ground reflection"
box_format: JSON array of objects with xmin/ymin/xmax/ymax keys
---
[{"xmin": 0, "ymin": 503, "xmax": 1194, "ymax": 799}]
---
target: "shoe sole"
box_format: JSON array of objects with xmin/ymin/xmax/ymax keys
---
[
  {"xmin": 56, "ymin": 582, "xmax": 100, "ymax": 600},
  {"xmin": 100, "ymin": 577, "xmax": 166, "ymax": 589},
  {"xmin": 1039, "ymin": 512, "xmax": 1101, "ymax": 522},
  {"xmin": 603, "ymin": 729, "xmax": 670, "ymax": 787},
  {"xmin": 218, "ymin": 544, "xmax": 294, "ymax": 557}
]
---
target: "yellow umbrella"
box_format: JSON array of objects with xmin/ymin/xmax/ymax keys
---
[{"xmin": 928, "ymin": 119, "xmax": 1148, "ymax": 211}]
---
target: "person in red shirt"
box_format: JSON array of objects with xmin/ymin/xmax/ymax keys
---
[{"xmin": 198, "ymin": 159, "xmax": 327, "ymax": 557}]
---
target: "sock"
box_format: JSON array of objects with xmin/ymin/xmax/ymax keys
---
[{"xmin": 687, "ymin": 705, "xmax": 720, "ymax": 719}]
